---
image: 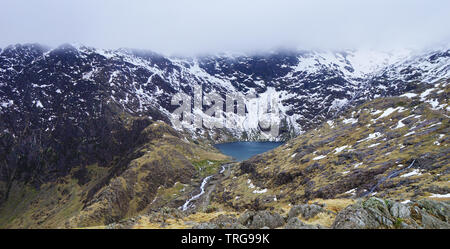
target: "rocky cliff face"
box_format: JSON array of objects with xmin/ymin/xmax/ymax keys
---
[{"xmin": 1, "ymin": 44, "xmax": 449, "ymax": 143}]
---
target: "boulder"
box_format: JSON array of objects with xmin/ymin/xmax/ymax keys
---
[
  {"xmin": 288, "ymin": 204, "xmax": 325, "ymax": 220},
  {"xmin": 238, "ymin": 210, "xmax": 285, "ymax": 229},
  {"xmin": 333, "ymin": 197, "xmax": 450, "ymax": 229},
  {"xmin": 389, "ymin": 202, "xmax": 410, "ymax": 219},
  {"xmin": 192, "ymin": 223, "xmax": 219, "ymax": 229}
]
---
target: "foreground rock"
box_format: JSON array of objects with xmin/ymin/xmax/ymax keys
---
[
  {"xmin": 96, "ymin": 197, "xmax": 450, "ymax": 229},
  {"xmin": 190, "ymin": 198, "xmax": 449, "ymax": 229},
  {"xmin": 332, "ymin": 198, "xmax": 450, "ymax": 229}
]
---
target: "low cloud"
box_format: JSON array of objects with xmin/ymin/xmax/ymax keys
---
[{"xmin": 1, "ymin": 0, "xmax": 449, "ymax": 55}]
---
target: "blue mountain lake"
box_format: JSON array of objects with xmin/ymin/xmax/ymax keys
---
[{"xmin": 215, "ymin": 141, "xmax": 284, "ymax": 162}]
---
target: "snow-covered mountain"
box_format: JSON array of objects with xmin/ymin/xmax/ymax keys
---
[{"xmin": 0, "ymin": 44, "xmax": 449, "ymax": 142}]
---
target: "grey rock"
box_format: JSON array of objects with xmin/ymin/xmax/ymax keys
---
[
  {"xmin": 416, "ymin": 199, "xmax": 450, "ymax": 222},
  {"xmin": 208, "ymin": 214, "xmax": 247, "ymax": 229},
  {"xmin": 420, "ymin": 211, "xmax": 450, "ymax": 229},
  {"xmin": 362, "ymin": 197, "xmax": 394, "ymax": 227},
  {"xmin": 238, "ymin": 210, "xmax": 285, "ymax": 229},
  {"xmin": 184, "ymin": 221, "xmax": 198, "ymax": 226},
  {"xmin": 192, "ymin": 222, "xmax": 219, "ymax": 229},
  {"xmin": 390, "ymin": 202, "xmax": 410, "ymax": 219},
  {"xmin": 333, "ymin": 198, "xmax": 450, "ymax": 229},
  {"xmin": 332, "ymin": 204, "xmax": 380, "ymax": 229},
  {"xmin": 288, "ymin": 204, "xmax": 324, "ymax": 220}
]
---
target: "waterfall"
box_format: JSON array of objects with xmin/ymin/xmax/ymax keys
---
[
  {"xmin": 180, "ymin": 175, "xmax": 213, "ymax": 211},
  {"xmin": 179, "ymin": 163, "xmax": 232, "ymax": 211}
]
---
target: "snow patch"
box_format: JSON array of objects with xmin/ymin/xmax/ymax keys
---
[
  {"xmin": 400, "ymin": 169, "xmax": 422, "ymax": 178},
  {"xmin": 376, "ymin": 107, "xmax": 406, "ymax": 120},
  {"xmin": 334, "ymin": 145, "xmax": 349, "ymax": 154},
  {"xmin": 400, "ymin": 93, "xmax": 418, "ymax": 98},
  {"xmin": 429, "ymin": 193, "xmax": 450, "ymax": 198},
  {"xmin": 253, "ymin": 189, "xmax": 268, "ymax": 194},
  {"xmin": 313, "ymin": 155, "xmax": 326, "ymax": 160},
  {"xmin": 342, "ymin": 118, "xmax": 358, "ymax": 125}
]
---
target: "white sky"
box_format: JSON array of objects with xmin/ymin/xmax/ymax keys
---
[{"xmin": 0, "ymin": 0, "xmax": 449, "ymax": 55}]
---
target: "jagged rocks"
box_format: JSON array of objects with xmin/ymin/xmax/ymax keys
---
[
  {"xmin": 192, "ymin": 223, "xmax": 220, "ymax": 229},
  {"xmin": 390, "ymin": 202, "xmax": 410, "ymax": 219},
  {"xmin": 237, "ymin": 210, "xmax": 285, "ymax": 229},
  {"xmin": 105, "ymin": 198, "xmax": 450, "ymax": 229},
  {"xmin": 332, "ymin": 197, "xmax": 450, "ymax": 229},
  {"xmin": 209, "ymin": 214, "xmax": 247, "ymax": 229},
  {"xmin": 416, "ymin": 199, "xmax": 450, "ymax": 223}
]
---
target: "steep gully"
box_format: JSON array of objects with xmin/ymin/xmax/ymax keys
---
[{"xmin": 180, "ymin": 163, "xmax": 233, "ymax": 211}]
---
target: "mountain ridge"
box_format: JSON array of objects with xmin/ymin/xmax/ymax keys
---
[{"xmin": 1, "ymin": 43, "xmax": 449, "ymax": 142}]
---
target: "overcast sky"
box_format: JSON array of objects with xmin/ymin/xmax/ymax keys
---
[{"xmin": 1, "ymin": 0, "xmax": 449, "ymax": 55}]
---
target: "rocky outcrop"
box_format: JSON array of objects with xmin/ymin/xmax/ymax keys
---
[
  {"xmin": 237, "ymin": 210, "xmax": 286, "ymax": 229},
  {"xmin": 287, "ymin": 204, "xmax": 326, "ymax": 220},
  {"xmin": 332, "ymin": 198, "xmax": 450, "ymax": 229},
  {"xmin": 122, "ymin": 198, "xmax": 450, "ymax": 229}
]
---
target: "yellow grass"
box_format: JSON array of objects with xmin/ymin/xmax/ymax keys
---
[{"xmin": 132, "ymin": 211, "xmax": 238, "ymax": 229}]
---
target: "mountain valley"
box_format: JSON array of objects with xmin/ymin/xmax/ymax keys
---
[{"xmin": 0, "ymin": 43, "xmax": 449, "ymax": 228}]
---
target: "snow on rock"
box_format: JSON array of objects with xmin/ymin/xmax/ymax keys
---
[
  {"xmin": 375, "ymin": 107, "xmax": 406, "ymax": 120},
  {"xmin": 330, "ymin": 98, "xmax": 349, "ymax": 111},
  {"xmin": 429, "ymin": 193, "xmax": 450, "ymax": 198},
  {"xmin": 334, "ymin": 145, "xmax": 349, "ymax": 154},
  {"xmin": 253, "ymin": 188, "xmax": 268, "ymax": 194},
  {"xmin": 342, "ymin": 118, "xmax": 358, "ymax": 125},
  {"xmin": 327, "ymin": 120, "xmax": 335, "ymax": 128},
  {"xmin": 358, "ymin": 132, "xmax": 383, "ymax": 142},
  {"xmin": 400, "ymin": 169, "xmax": 422, "ymax": 178},
  {"xmin": 345, "ymin": 188, "xmax": 356, "ymax": 195},
  {"xmin": 404, "ymin": 131, "xmax": 416, "ymax": 137},
  {"xmin": 400, "ymin": 93, "xmax": 418, "ymax": 98},
  {"xmin": 368, "ymin": 143, "xmax": 380, "ymax": 148},
  {"xmin": 313, "ymin": 155, "xmax": 327, "ymax": 160}
]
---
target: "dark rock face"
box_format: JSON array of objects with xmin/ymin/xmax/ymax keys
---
[
  {"xmin": 239, "ymin": 161, "xmax": 257, "ymax": 175},
  {"xmin": 274, "ymin": 171, "xmax": 296, "ymax": 186}
]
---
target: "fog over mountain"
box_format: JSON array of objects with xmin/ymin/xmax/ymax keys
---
[{"xmin": 1, "ymin": 0, "xmax": 450, "ymax": 55}]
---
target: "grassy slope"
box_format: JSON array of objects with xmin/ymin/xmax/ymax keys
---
[{"xmin": 0, "ymin": 121, "xmax": 229, "ymax": 228}]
